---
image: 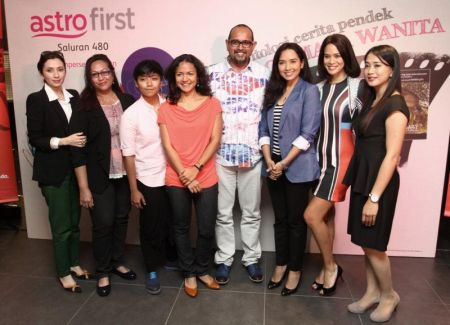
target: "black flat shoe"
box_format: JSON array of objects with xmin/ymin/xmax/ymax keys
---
[
  {"xmin": 96, "ymin": 283, "xmax": 111, "ymax": 297},
  {"xmin": 320, "ymin": 265, "xmax": 343, "ymax": 296},
  {"xmin": 311, "ymin": 280, "xmax": 323, "ymax": 291},
  {"xmin": 112, "ymin": 268, "xmax": 137, "ymax": 280}
]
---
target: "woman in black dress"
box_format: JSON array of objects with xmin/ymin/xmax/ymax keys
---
[{"xmin": 343, "ymin": 45, "xmax": 409, "ymax": 322}]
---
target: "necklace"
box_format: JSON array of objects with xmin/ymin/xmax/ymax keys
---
[{"xmin": 278, "ymin": 87, "xmax": 294, "ymax": 105}]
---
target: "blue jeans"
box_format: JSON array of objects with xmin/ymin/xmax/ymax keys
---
[{"xmin": 166, "ymin": 184, "xmax": 218, "ymax": 278}]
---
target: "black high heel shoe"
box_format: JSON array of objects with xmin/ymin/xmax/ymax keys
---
[
  {"xmin": 311, "ymin": 280, "xmax": 323, "ymax": 291},
  {"xmin": 281, "ymin": 284, "xmax": 299, "ymax": 296},
  {"xmin": 281, "ymin": 273, "xmax": 301, "ymax": 296},
  {"xmin": 320, "ymin": 265, "xmax": 343, "ymax": 296},
  {"xmin": 267, "ymin": 271, "xmax": 287, "ymax": 290}
]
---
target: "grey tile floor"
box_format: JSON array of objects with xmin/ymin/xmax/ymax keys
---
[{"xmin": 1, "ymin": 229, "xmax": 450, "ymax": 325}]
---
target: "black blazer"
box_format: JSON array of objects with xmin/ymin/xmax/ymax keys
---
[
  {"xmin": 71, "ymin": 92, "xmax": 135, "ymax": 194},
  {"xmin": 26, "ymin": 87, "xmax": 81, "ymax": 187}
]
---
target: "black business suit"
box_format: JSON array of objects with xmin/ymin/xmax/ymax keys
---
[
  {"xmin": 26, "ymin": 86, "xmax": 82, "ymax": 277},
  {"xmin": 71, "ymin": 91, "xmax": 135, "ymax": 278}
]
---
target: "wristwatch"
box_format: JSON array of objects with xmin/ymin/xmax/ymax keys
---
[
  {"xmin": 369, "ymin": 193, "xmax": 380, "ymax": 203},
  {"xmin": 194, "ymin": 163, "xmax": 204, "ymax": 171}
]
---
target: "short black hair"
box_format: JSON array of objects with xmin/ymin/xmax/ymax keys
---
[{"xmin": 133, "ymin": 60, "xmax": 163, "ymax": 81}]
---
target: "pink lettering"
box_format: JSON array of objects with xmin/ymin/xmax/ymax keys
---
[
  {"xmin": 354, "ymin": 18, "xmax": 445, "ymax": 44},
  {"xmin": 354, "ymin": 27, "xmax": 378, "ymax": 44},
  {"xmin": 30, "ymin": 11, "xmax": 88, "ymax": 38},
  {"xmin": 72, "ymin": 14, "xmax": 87, "ymax": 31}
]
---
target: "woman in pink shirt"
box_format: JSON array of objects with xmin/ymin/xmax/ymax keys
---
[
  {"xmin": 158, "ymin": 54, "xmax": 223, "ymax": 298},
  {"xmin": 120, "ymin": 60, "xmax": 177, "ymax": 295}
]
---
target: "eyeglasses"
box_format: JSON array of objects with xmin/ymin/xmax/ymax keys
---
[
  {"xmin": 40, "ymin": 51, "xmax": 64, "ymax": 59},
  {"xmin": 228, "ymin": 39, "xmax": 254, "ymax": 48},
  {"xmin": 91, "ymin": 70, "xmax": 112, "ymax": 79}
]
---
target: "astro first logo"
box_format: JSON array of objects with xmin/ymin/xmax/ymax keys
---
[{"xmin": 30, "ymin": 7, "xmax": 135, "ymax": 38}]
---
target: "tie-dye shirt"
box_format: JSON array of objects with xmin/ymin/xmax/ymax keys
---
[{"xmin": 209, "ymin": 59, "xmax": 270, "ymax": 167}]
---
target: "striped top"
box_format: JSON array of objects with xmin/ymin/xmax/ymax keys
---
[{"xmin": 272, "ymin": 104, "xmax": 283, "ymax": 155}]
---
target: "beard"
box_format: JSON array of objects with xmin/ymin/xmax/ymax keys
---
[{"xmin": 229, "ymin": 52, "xmax": 250, "ymax": 66}]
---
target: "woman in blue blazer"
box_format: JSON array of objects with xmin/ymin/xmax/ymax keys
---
[
  {"xmin": 26, "ymin": 51, "xmax": 89, "ymax": 293},
  {"xmin": 259, "ymin": 43, "xmax": 321, "ymax": 296}
]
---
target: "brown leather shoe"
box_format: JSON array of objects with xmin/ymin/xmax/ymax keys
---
[
  {"xmin": 184, "ymin": 285, "xmax": 198, "ymax": 297},
  {"xmin": 198, "ymin": 276, "xmax": 220, "ymax": 290}
]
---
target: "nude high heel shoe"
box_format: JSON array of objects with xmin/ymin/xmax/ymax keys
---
[{"xmin": 369, "ymin": 292, "xmax": 400, "ymax": 323}]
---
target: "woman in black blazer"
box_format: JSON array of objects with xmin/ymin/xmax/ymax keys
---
[
  {"xmin": 26, "ymin": 51, "xmax": 89, "ymax": 293},
  {"xmin": 71, "ymin": 54, "xmax": 136, "ymax": 297}
]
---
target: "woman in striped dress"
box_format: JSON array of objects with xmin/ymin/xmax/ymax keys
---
[{"xmin": 304, "ymin": 34, "xmax": 362, "ymax": 296}]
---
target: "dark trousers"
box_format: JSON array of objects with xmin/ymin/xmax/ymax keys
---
[
  {"xmin": 41, "ymin": 173, "xmax": 80, "ymax": 277},
  {"xmin": 267, "ymin": 174, "xmax": 314, "ymax": 271},
  {"xmin": 90, "ymin": 177, "xmax": 131, "ymax": 278},
  {"xmin": 137, "ymin": 181, "xmax": 177, "ymax": 273},
  {"xmin": 166, "ymin": 184, "xmax": 218, "ymax": 278}
]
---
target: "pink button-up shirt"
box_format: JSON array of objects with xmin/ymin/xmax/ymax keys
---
[{"xmin": 120, "ymin": 95, "xmax": 166, "ymax": 187}]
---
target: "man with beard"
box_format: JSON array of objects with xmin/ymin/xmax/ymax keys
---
[{"xmin": 208, "ymin": 24, "xmax": 270, "ymax": 285}]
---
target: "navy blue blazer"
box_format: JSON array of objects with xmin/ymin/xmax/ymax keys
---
[{"xmin": 259, "ymin": 79, "xmax": 321, "ymax": 183}]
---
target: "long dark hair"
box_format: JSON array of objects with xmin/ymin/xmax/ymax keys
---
[
  {"xmin": 317, "ymin": 34, "xmax": 360, "ymax": 82},
  {"xmin": 165, "ymin": 54, "xmax": 212, "ymax": 104},
  {"xmin": 263, "ymin": 43, "xmax": 312, "ymax": 109},
  {"xmin": 80, "ymin": 54, "xmax": 122, "ymax": 110},
  {"xmin": 359, "ymin": 45, "xmax": 402, "ymax": 132}
]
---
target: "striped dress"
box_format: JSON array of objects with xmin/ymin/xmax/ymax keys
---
[{"xmin": 314, "ymin": 78, "xmax": 362, "ymax": 202}]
